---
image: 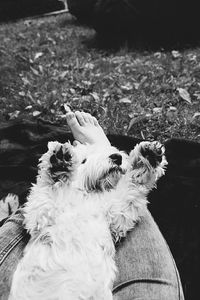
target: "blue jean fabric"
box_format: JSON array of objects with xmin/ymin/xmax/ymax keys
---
[{"xmin": 0, "ymin": 208, "xmax": 184, "ymax": 300}]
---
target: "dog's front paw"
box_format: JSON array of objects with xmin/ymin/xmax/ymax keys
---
[
  {"xmin": 129, "ymin": 141, "xmax": 167, "ymax": 187},
  {"xmin": 139, "ymin": 141, "xmax": 165, "ymax": 168},
  {"xmin": 49, "ymin": 142, "xmax": 76, "ymax": 183},
  {"xmin": 39, "ymin": 141, "xmax": 77, "ymax": 184}
]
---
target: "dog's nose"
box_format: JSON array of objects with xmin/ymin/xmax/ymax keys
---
[{"xmin": 109, "ymin": 153, "xmax": 122, "ymax": 166}]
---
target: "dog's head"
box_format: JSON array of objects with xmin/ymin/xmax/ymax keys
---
[{"xmin": 73, "ymin": 144, "xmax": 129, "ymax": 192}]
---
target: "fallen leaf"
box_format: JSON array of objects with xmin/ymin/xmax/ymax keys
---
[
  {"xmin": 127, "ymin": 115, "xmax": 147, "ymax": 132},
  {"xmin": 25, "ymin": 105, "xmax": 32, "ymax": 110},
  {"xmin": 187, "ymin": 53, "xmax": 197, "ymax": 62},
  {"xmin": 141, "ymin": 131, "xmax": 145, "ymax": 139},
  {"xmin": 133, "ymin": 82, "xmax": 140, "ymax": 90},
  {"xmin": 38, "ymin": 65, "xmax": 44, "ymax": 73},
  {"xmin": 154, "ymin": 52, "xmax": 162, "ymax": 59},
  {"xmin": 169, "ymin": 106, "xmax": 177, "ymax": 111},
  {"xmin": 85, "ymin": 63, "xmax": 95, "ymax": 70},
  {"xmin": 34, "ymin": 52, "xmax": 43, "ymax": 60},
  {"xmin": 194, "ymin": 92, "xmax": 200, "ymax": 100},
  {"xmin": 177, "ymin": 88, "xmax": 192, "ymax": 103},
  {"xmin": 192, "ymin": 112, "xmax": 200, "ymax": 119},
  {"xmin": 153, "ymin": 107, "xmax": 162, "ymax": 113},
  {"xmin": 172, "ymin": 50, "xmax": 181, "ymax": 58},
  {"xmin": 82, "ymin": 95, "xmax": 93, "ymax": 102},
  {"xmin": 90, "ymin": 92, "xmax": 100, "ymax": 102},
  {"xmin": 146, "ymin": 113, "xmax": 152, "ymax": 118},
  {"xmin": 27, "ymin": 92, "xmax": 34, "ymax": 103},
  {"xmin": 51, "ymin": 90, "xmax": 57, "ymax": 96},
  {"xmin": 30, "ymin": 66, "xmax": 39, "ymax": 76},
  {"xmin": 82, "ymin": 81, "xmax": 92, "ymax": 87},
  {"xmin": 103, "ymin": 91, "xmax": 110, "ymax": 100},
  {"xmin": 119, "ymin": 98, "xmax": 131, "ymax": 104},
  {"xmin": 59, "ymin": 114, "xmax": 67, "ymax": 119},
  {"xmin": 111, "ymin": 56, "xmax": 125, "ymax": 64},
  {"xmin": 24, "ymin": 20, "xmax": 32, "ymax": 27},
  {"xmin": 32, "ymin": 111, "xmax": 41, "ymax": 117},
  {"xmin": 121, "ymin": 83, "xmax": 133, "ymax": 91},
  {"xmin": 128, "ymin": 112, "xmax": 135, "ymax": 118},
  {"xmin": 18, "ymin": 91, "xmax": 25, "ymax": 96},
  {"xmin": 63, "ymin": 104, "xmax": 72, "ymax": 113},
  {"xmin": 69, "ymin": 88, "xmax": 76, "ymax": 94},
  {"xmin": 8, "ymin": 111, "xmax": 20, "ymax": 119},
  {"xmin": 21, "ymin": 77, "xmax": 31, "ymax": 85},
  {"xmin": 59, "ymin": 71, "xmax": 68, "ymax": 79},
  {"xmin": 47, "ymin": 37, "xmax": 56, "ymax": 45},
  {"xmin": 18, "ymin": 33, "xmax": 25, "ymax": 39}
]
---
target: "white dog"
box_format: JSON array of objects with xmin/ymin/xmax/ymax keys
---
[{"xmin": 9, "ymin": 140, "xmax": 167, "ymax": 300}]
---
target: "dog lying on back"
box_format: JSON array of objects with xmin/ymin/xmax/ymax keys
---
[{"xmin": 9, "ymin": 140, "xmax": 167, "ymax": 300}]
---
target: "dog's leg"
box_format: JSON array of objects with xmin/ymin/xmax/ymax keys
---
[
  {"xmin": 24, "ymin": 142, "xmax": 76, "ymax": 235},
  {"xmin": 106, "ymin": 141, "xmax": 167, "ymax": 241},
  {"xmin": 38, "ymin": 141, "xmax": 77, "ymax": 184},
  {"xmin": 49, "ymin": 142, "xmax": 76, "ymax": 183},
  {"xmin": 129, "ymin": 141, "xmax": 167, "ymax": 189}
]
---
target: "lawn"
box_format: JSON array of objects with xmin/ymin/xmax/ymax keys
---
[{"xmin": 0, "ymin": 13, "xmax": 200, "ymax": 142}]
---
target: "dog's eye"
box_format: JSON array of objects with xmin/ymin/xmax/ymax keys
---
[{"xmin": 81, "ymin": 158, "xmax": 87, "ymax": 164}]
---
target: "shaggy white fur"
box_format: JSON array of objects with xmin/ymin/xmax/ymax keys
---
[{"xmin": 9, "ymin": 140, "xmax": 167, "ymax": 300}]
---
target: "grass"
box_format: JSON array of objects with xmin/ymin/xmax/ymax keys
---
[{"xmin": 0, "ymin": 14, "xmax": 200, "ymax": 142}]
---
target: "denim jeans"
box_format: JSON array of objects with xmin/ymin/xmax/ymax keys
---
[{"xmin": 0, "ymin": 208, "xmax": 184, "ymax": 300}]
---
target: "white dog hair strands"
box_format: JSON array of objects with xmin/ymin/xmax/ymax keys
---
[{"xmin": 9, "ymin": 140, "xmax": 167, "ymax": 300}]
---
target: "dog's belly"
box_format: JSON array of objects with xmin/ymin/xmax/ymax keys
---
[{"xmin": 9, "ymin": 205, "xmax": 116, "ymax": 300}]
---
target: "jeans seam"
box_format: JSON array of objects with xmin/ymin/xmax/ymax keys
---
[
  {"xmin": 112, "ymin": 277, "xmax": 172, "ymax": 294},
  {"xmin": 0, "ymin": 231, "xmax": 25, "ymax": 265}
]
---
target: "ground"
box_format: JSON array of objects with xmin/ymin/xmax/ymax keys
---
[{"xmin": 0, "ymin": 14, "xmax": 200, "ymax": 142}]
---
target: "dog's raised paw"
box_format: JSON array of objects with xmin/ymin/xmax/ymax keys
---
[
  {"xmin": 140, "ymin": 141, "xmax": 165, "ymax": 168},
  {"xmin": 129, "ymin": 141, "xmax": 167, "ymax": 186},
  {"xmin": 49, "ymin": 143, "xmax": 76, "ymax": 182}
]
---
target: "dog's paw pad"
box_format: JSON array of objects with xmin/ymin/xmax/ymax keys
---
[
  {"xmin": 140, "ymin": 141, "xmax": 165, "ymax": 168},
  {"xmin": 49, "ymin": 144, "xmax": 74, "ymax": 182}
]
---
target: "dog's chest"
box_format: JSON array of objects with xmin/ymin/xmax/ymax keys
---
[
  {"xmin": 53, "ymin": 194, "xmax": 113, "ymax": 253},
  {"xmin": 10, "ymin": 195, "xmax": 116, "ymax": 300}
]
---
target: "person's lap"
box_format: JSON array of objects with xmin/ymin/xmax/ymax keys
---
[
  {"xmin": 114, "ymin": 208, "xmax": 184, "ymax": 299},
  {"xmin": 0, "ymin": 207, "xmax": 184, "ymax": 300}
]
